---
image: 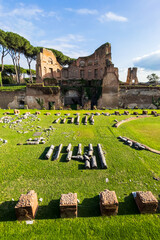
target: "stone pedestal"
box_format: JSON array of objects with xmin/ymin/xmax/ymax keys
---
[
  {"xmin": 60, "ymin": 193, "xmax": 77, "ymax": 218},
  {"xmin": 15, "ymin": 190, "xmax": 38, "ymax": 221},
  {"xmin": 100, "ymin": 189, "xmax": 119, "ymax": 216},
  {"xmin": 135, "ymin": 191, "xmax": 158, "ymax": 214}
]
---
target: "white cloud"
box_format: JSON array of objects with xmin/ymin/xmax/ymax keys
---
[
  {"xmin": 0, "ymin": 3, "xmax": 60, "ymax": 42},
  {"xmin": 133, "ymin": 50, "xmax": 160, "ymax": 70},
  {"xmin": 65, "ymin": 8, "xmax": 98, "ymax": 15},
  {"xmin": 0, "ymin": 4, "xmax": 59, "ymax": 20},
  {"xmin": 99, "ymin": 12, "xmax": 128, "ymax": 23},
  {"xmin": 55, "ymin": 34, "xmax": 85, "ymax": 43},
  {"xmin": 36, "ymin": 34, "xmax": 88, "ymax": 58}
]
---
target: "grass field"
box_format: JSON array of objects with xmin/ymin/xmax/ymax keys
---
[{"xmin": 0, "ymin": 109, "xmax": 160, "ymax": 240}]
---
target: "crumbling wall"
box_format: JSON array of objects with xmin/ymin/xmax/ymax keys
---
[
  {"xmin": 63, "ymin": 43, "xmax": 111, "ymax": 80},
  {"xmin": 98, "ymin": 64, "xmax": 119, "ymax": 108},
  {"xmin": 126, "ymin": 68, "xmax": 138, "ymax": 85},
  {"xmin": 119, "ymin": 86, "xmax": 160, "ymax": 108},
  {"xmin": 36, "ymin": 43, "xmax": 112, "ymax": 83},
  {"xmin": 0, "ymin": 90, "xmax": 26, "ymax": 109},
  {"xmin": 26, "ymin": 86, "xmax": 62, "ymax": 109},
  {"xmin": 36, "ymin": 48, "xmax": 62, "ymax": 83}
]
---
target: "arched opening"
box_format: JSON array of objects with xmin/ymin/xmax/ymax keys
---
[{"xmin": 64, "ymin": 90, "xmax": 81, "ymax": 106}]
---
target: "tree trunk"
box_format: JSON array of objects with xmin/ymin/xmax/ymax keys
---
[{"xmin": 17, "ymin": 52, "xmax": 21, "ymax": 84}]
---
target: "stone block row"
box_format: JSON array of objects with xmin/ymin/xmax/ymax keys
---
[{"xmin": 14, "ymin": 190, "xmax": 158, "ymax": 221}]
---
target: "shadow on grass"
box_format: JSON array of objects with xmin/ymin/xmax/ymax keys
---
[
  {"xmin": 60, "ymin": 146, "xmax": 67, "ymax": 162},
  {"xmin": 35, "ymin": 199, "xmax": 60, "ymax": 220},
  {"xmin": 118, "ymin": 194, "xmax": 139, "ymax": 215},
  {"xmin": 78, "ymin": 195, "xmax": 100, "ymax": 218},
  {"xmin": 0, "ymin": 201, "xmax": 17, "ymax": 221},
  {"xmin": 0, "ymin": 195, "xmax": 142, "ymax": 221},
  {"xmin": 39, "ymin": 147, "xmax": 50, "ymax": 160}
]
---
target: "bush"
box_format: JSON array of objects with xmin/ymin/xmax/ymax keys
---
[{"xmin": 2, "ymin": 76, "xmax": 14, "ymax": 84}]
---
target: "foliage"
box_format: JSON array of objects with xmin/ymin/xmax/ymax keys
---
[
  {"xmin": 147, "ymin": 73, "xmax": 159, "ymax": 85},
  {"xmin": 37, "ymin": 47, "xmax": 75, "ymax": 66},
  {"xmin": 35, "ymin": 98, "xmax": 45, "ymax": 109},
  {"xmin": 152, "ymin": 97, "xmax": 160, "ymax": 109},
  {"xmin": 0, "ymin": 64, "xmax": 36, "ymax": 84}
]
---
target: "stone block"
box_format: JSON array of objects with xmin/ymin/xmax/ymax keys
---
[
  {"xmin": 35, "ymin": 111, "xmax": 40, "ymax": 115},
  {"xmin": 14, "ymin": 109, "xmax": 20, "ymax": 115},
  {"xmin": 142, "ymin": 110, "xmax": 148, "ymax": 115},
  {"xmin": 45, "ymin": 112, "xmax": 51, "ymax": 116},
  {"xmin": 60, "ymin": 193, "xmax": 77, "ymax": 218},
  {"xmin": 124, "ymin": 111, "xmax": 129, "ymax": 115},
  {"xmin": 135, "ymin": 191, "xmax": 158, "ymax": 214},
  {"xmin": 151, "ymin": 111, "xmax": 157, "ymax": 116},
  {"xmin": 133, "ymin": 111, "xmax": 138, "ymax": 115},
  {"xmin": 15, "ymin": 190, "xmax": 38, "ymax": 221},
  {"xmin": 100, "ymin": 189, "xmax": 118, "ymax": 216},
  {"xmin": 115, "ymin": 111, "xmax": 120, "ymax": 115}
]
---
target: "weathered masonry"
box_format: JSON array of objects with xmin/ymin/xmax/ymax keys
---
[
  {"xmin": 35, "ymin": 43, "xmax": 119, "ymax": 108},
  {"xmin": 1, "ymin": 43, "xmax": 160, "ymax": 109},
  {"xmin": 36, "ymin": 43, "xmax": 117, "ymax": 82}
]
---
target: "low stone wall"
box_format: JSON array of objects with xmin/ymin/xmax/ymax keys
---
[
  {"xmin": 0, "ymin": 90, "xmax": 25, "ymax": 109},
  {"xmin": 119, "ymin": 86, "xmax": 160, "ymax": 109},
  {"xmin": 0, "ymin": 85, "xmax": 160, "ymax": 110}
]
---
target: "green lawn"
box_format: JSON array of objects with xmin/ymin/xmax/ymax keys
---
[{"xmin": 0, "ymin": 109, "xmax": 160, "ymax": 240}]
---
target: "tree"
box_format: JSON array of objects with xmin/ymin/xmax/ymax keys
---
[
  {"xmin": 6, "ymin": 32, "xmax": 30, "ymax": 84},
  {"xmin": 0, "ymin": 30, "xmax": 9, "ymax": 86},
  {"xmin": 24, "ymin": 46, "xmax": 39, "ymax": 83},
  {"xmin": 147, "ymin": 73, "xmax": 159, "ymax": 85}
]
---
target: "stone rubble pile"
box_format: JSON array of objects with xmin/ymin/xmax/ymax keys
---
[
  {"xmin": 26, "ymin": 137, "xmax": 45, "ymax": 145},
  {"xmin": 118, "ymin": 136, "xmax": 146, "ymax": 150}
]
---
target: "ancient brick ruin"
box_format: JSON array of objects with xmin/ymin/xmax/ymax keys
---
[
  {"xmin": 36, "ymin": 43, "xmax": 115, "ymax": 82},
  {"xmin": 126, "ymin": 67, "xmax": 138, "ymax": 85},
  {"xmin": 0, "ymin": 43, "xmax": 160, "ymax": 109},
  {"xmin": 35, "ymin": 43, "xmax": 119, "ymax": 109}
]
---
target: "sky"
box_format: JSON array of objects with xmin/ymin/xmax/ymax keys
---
[{"xmin": 0, "ymin": 0, "xmax": 160, "ymax": 82}]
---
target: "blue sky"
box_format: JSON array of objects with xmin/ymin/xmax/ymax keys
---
[{"xmin": 1, "ymin": 0, "xmax": 160, "ymax": 81}]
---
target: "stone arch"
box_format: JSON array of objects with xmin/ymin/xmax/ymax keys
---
[{"xmin": 64, "ymin": 90, "xmax": 81, "ymax": 105}]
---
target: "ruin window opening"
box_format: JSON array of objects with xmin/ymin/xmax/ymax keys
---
[
  {"xmin": 49, "ymin": 68, "xmax": 53, "ymax": 78},
  {"xmin": 94, "ymin": 69, "xmax": 98, "ymax": 79},
  {"xmin": 80, "ymin": 70, "xmax": 85, "ymax": 79},
  {"xmin": 44, "ymin": 67, "xmax": 47, "ymax": 75},
  {"xmin": 88, "ymin": 70, "xmax": 92, "ymax": 79},
  {"xmin": 48, "ymin": 58, "xmax": 53, "ymax": 64},
  {"xmin": 57, "ymin": 69, "xmax": 61, "ymax": 78}
]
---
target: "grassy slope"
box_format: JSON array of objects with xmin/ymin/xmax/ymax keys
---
[{"xmin": 0, "ymin": 109, "xmax": 160, "ymax": 240}]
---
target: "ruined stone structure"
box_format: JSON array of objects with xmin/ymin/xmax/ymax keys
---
[
  {"xmin": 36, "ymin": 48, "xmax": 62, "ymax": 83},
  {"xmin": 36, "ymin": 43, "xmax": 113, "ymax": 82},
  {"xmin": 0, "ymin": 43, "xmax": 160, "ymax": 110},
  {"xmin": 36, "ymin": 43, "xmax": 119, "ymax": 108},
  {"xmin": 126, "ymin": 68, "xmax": 138, "ymax": 85}
]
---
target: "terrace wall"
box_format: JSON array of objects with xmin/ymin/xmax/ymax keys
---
[{"xmin": 0, "ymin": 85, "xmax": 160, "ymax": 110}]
